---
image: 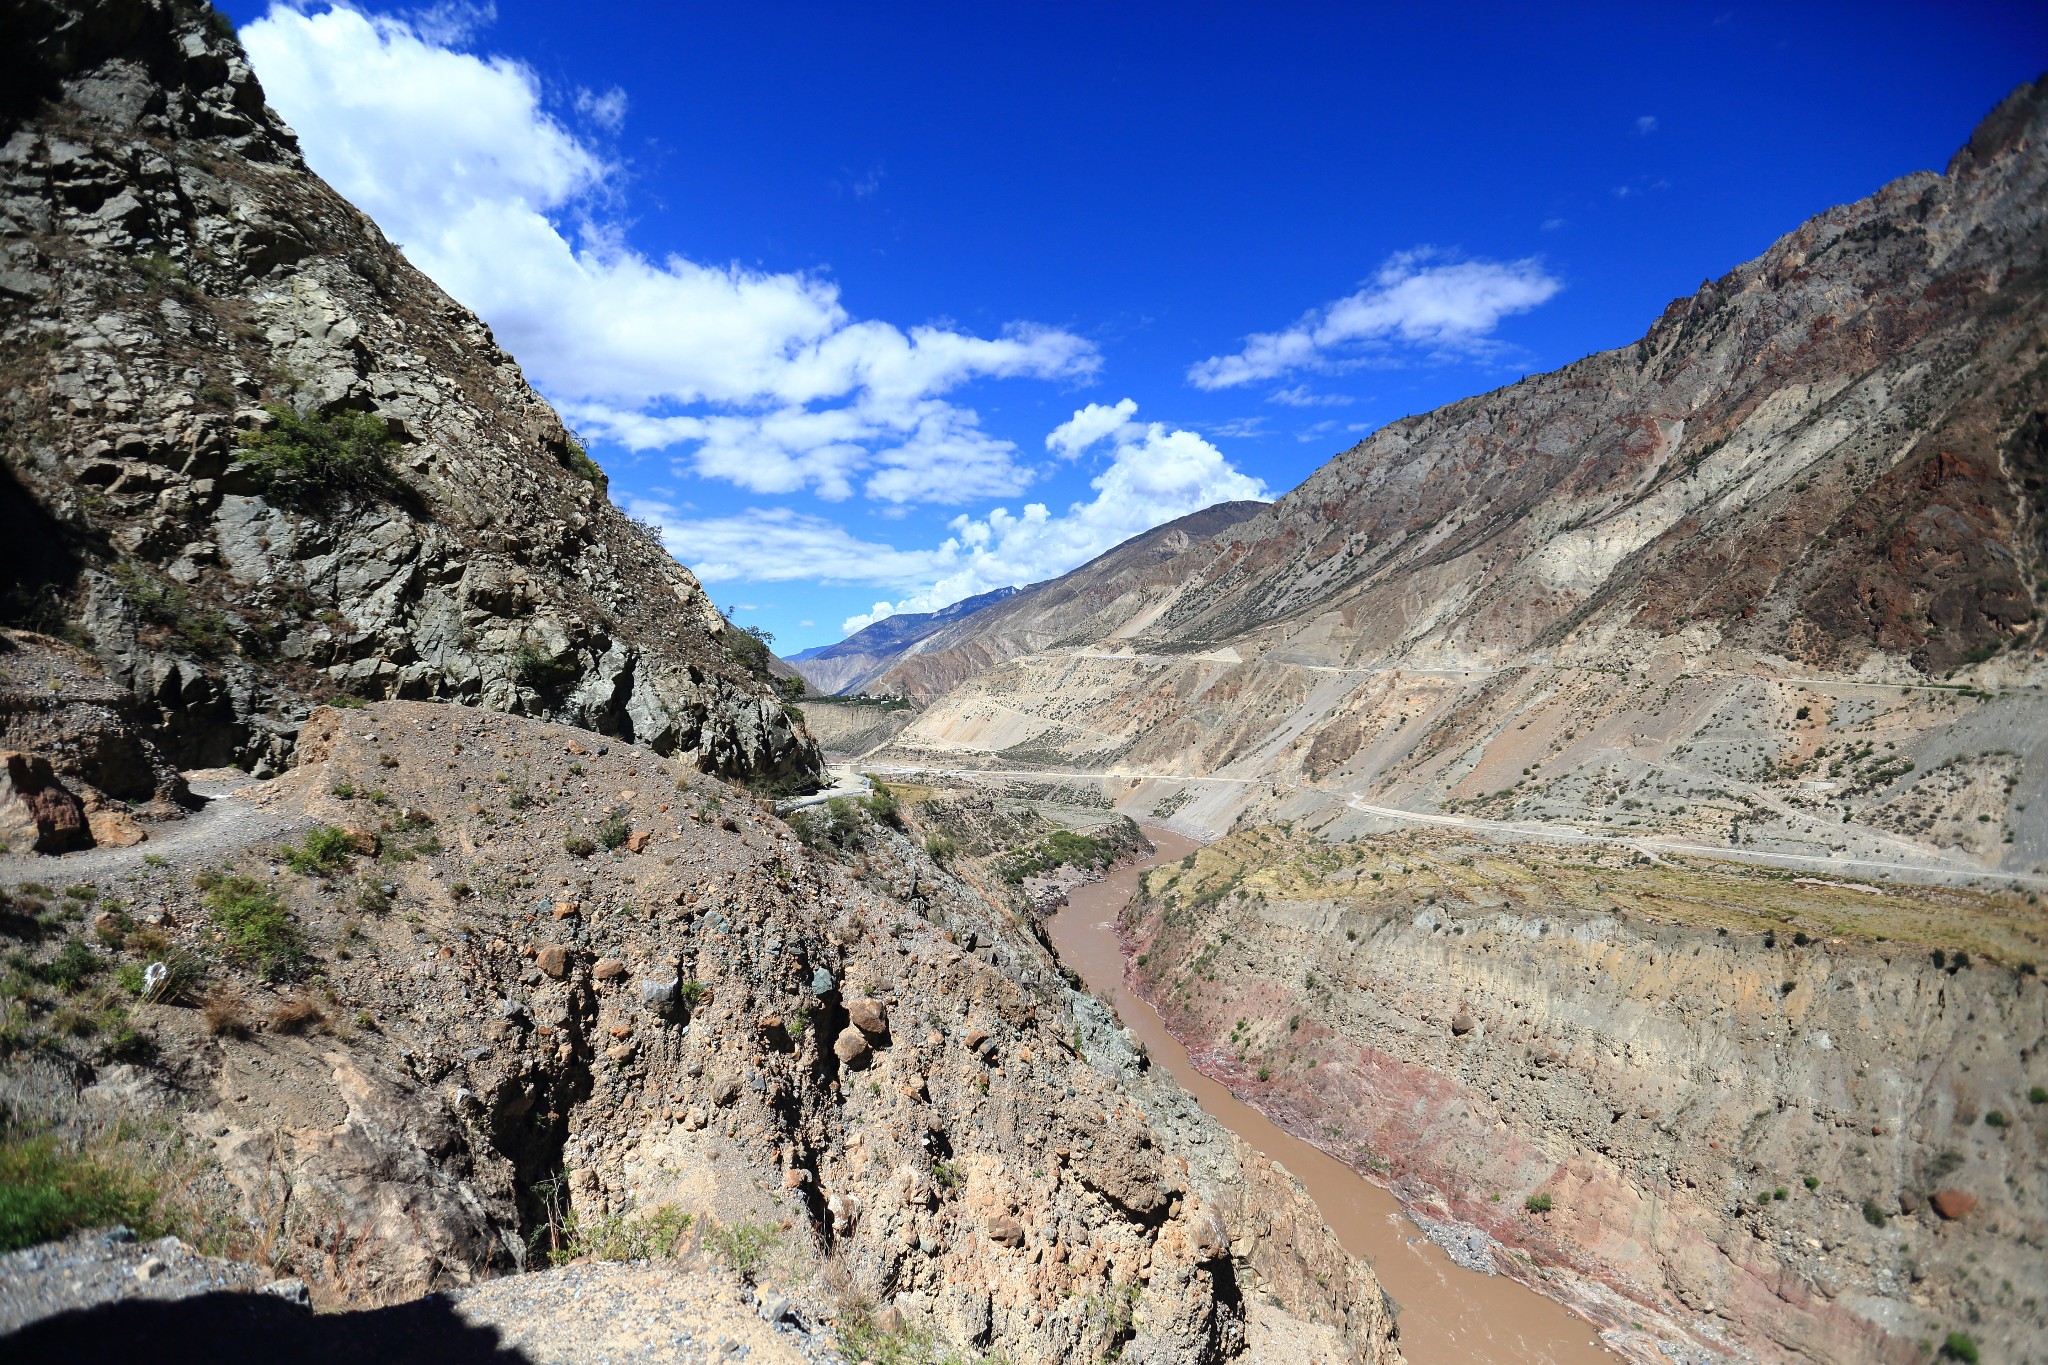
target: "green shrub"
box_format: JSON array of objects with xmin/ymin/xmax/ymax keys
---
[
  {"xmin": 0, "ymin": 1128, "xmax": 163, "ymax": 1251},
  {"xmin": 200, "ymin": 875, "xmax": 307, "ymax": 980},
  {"xmin": 1803, "ymin": 1175, "xmax": 1820, "ymax": 1190},
  {"xmin": 281, "ymin": 825, "xmax": 356, "ymax": 875},
  {"xmin": 563, "ymin": 834, "xmax": 596, "ymax": 858},
  {"xmin": 1862, "ymin": 1198, "xmax": 1888, "ymax": 1228},
  {"xmin": 862, "ymin": 780, "xmax": 902, "ymax": 829},
  {"xmin": 931, "ymin": 1159, "xmax": 960, "ymax": 1190},
  {"xmin": 1984, "ymin": 1110, "xmax": 2008, "ymax": 1128},
  {"xmin": 2030, "ymin": 1086, "xmax": 2047, "ymax": 1105},
  {"xmin": 1525, "ymin": 1192, "xmax": 1552, "ymax": 1213},
  {"xmin": 1941, "ymin": 1332, "xmax": 1981, "ymax": 1363},
  {"xmin": 28, "ymin": 939, "xmax": 102, "ymax": 993},
  {"xmin": 923, "ymin": 832, "xmax": 960, "ymax": 865},
  {"xmin": 234, "ymin": 404, "xmax": 400, "ymax": 503},
  {"xmin": 596, "ymin": 806, "xmax": 632, "ymax": 851},
  {"xmin": 562, "ymin": 437, "xmax": 606, "ymax": 489},
  {"xmin": 704, "ymin": 1219, "xmax": 779, "ymax": 1279}
]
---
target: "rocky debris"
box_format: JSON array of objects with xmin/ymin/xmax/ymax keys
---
[
  {"xmin": 0, "ymin": 701, "xmax": 1395, "ymax": 1363},
  {"xmin": 0, "ymin": 748, "xmax": 90, "ymax": 852},
  {"xmin": 0, "ymin": 0, "xmax": 817, "ymax": 788},
  {"xmin": 844, "ymin": 997, "xmax": 887, "ymax": 1037},
  {"xmin": 0, "ymin": 1229, "xmax": 277, "ymax": 1334}
]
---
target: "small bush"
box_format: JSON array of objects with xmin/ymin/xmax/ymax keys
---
[
  {"xmin": 201, "ymin": 875, "xmax": 308, "ymax": 980},
  {"xmin": 2030, "ymin": 1086, "xmax": 2047, "ymax": 1105},
  {"xmin": 1983, "ymin": 1110, "xmax": 2007, "ymax": 1128},
  {"xmin": 1803, "ymin": 1175, "xmax": 1820, "ymax": 1190},
  {"xmin": 704, "ymin": 1219, "xmax": 779, "ymax": 1279},
  {"xmin": 596, "ymin": 806, "xmax": 632, "ymax": 851},
  {"xmin": 923, "ymin": 832, "xmax": 959, "ymax": 865},
  {"xmin": 281, "ymin": 825, "xmax": 356, "ymax": 875},
  {"xmin": 1525, "ymin": 1193, "xmax": 1552, "ymax": 1213},
  {"xmin": 29, "ymin": 939, "xmax": 102, "ymax": 993},
  {"xmin": 1862, "ymin": 1199, "xmax": 1888, "ymax": 1228},
  {"xmin": 0, "ymin": 1127, "xmax": 163, "ymax": 1252},
  {"xmin": 931, "ymin": 1160, "xmax": 960, "ymax": 1190},
  {"xmin": 234, "ymin": 404, "xmax": 401, "ymax": 504},
  {"xmin": 1942, "ymin": 1332, "xmax": 1981, "ymax": 1363},
  {"xmin": 563, "ymin": 834, "xmax": 597, "ymax": 858}
]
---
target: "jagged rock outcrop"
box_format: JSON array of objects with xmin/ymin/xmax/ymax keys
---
[
  {"xmin": 0, "ymin": 0, "xmax": 817, "ymax": 787},
  {"xmin": 872, "ymin": 85, "xmax": 2048, "ymax": 877}
]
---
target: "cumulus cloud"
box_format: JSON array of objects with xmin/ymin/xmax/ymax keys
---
[
  {"xmin": 1187, "ymin": 250, "xmax": 1561, "ymax": 390},
  {"xmin": 241, "ymin": 5, "xmax": 1096, "ymax": 505},
  {"xmin": 841, "ymin": 401, "xmax": 1268, "ymax": 633},
  {"xmin": 630, "ymin": 401, "xmax": 1265, "ymax": 634}
]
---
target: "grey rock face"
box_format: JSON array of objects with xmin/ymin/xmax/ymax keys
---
[{"xmin": 0, "ymin": 0, "xmax": 819, "ymax": 788}]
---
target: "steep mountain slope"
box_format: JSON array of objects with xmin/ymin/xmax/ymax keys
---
[
  {"xmin": 877, "ymin": 84, "xmax": 2048, "ymax": 881},
  {"xmin": 868, "ymin": 499, "xmax": 1268, "ymax": 704},
  {"xmin": 0, "ymin": 0, "xmax": 816, "ymax": 787},
  {"xmin": 786, "ymin": 586, "xmax": 1020, "ymax": 696}
]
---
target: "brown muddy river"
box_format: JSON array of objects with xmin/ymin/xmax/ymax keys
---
[{"xmin": 1048, "ymin": 827, "xmax": 1616, "ymax": 1365}]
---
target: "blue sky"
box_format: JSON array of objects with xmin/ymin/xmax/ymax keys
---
[{"xmin": 226, "ymin": 1, "xmax": 2046, "ymax": 652}]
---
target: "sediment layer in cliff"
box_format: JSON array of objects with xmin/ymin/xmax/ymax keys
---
[{"xmin": 1126, "ymin": 825, "xmax": 2047, "ymax": 1364}]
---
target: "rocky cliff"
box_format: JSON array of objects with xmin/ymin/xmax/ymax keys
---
[
  {"xmin": 1126, "ymin": 827, "xmax": 2047, "ymax": 1365},
  {"xmin": 872, "ymin": 84, "xmax": 2048, "ymax": 881},
  {"xmin": 0, "ymin": 0, "xmax": 816, "ymax": 788}
]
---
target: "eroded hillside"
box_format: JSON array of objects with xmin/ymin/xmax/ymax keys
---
[
  {"xmin": 0, "ymin": 700, "xmax": 1401, "ymax": 1363},
  {"xmin": 871, "ymin": 83, "xmax": 2048, "ymax": 884}
]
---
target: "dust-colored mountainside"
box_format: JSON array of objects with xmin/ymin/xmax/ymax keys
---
[
  {"xmin": 867, "ymin": 500, "xmax": 1268, "ymax": 703},
  {"xmin": 0, "ymin": 700, "xmax": 1400, "ymax": 1364},
  {"xmin": 786, "ymin": 587, "xmax": 1021, "ymax": 697},
  {"xmin": 874, "ymin": 82, "xmax": 2048, "ymax": 882},
  {"xmin": 1123, "ymin": 822, "xmax": 2048, "ymax": 1365},
  {"xmin": 0, "ymin": 0, "xmax": 817, "ymax": 789}
]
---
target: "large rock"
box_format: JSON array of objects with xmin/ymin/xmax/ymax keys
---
[{"xmin": 0, "ymin": 750, "xmax": 91, "ymax": 853}]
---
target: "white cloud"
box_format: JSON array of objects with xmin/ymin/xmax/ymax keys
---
[
  {"xmin": 241, "ymin": 5, "xmax": 1097, "ymax": 505},
  {"xmin": 1635, "ymin": 114, "xmax": 1659, "ymax": 135},
  {"xmin": 1046, "ymin": 398, "xmax": 1137, "ymax": 458},
  {"xmin": 575, "ymin": 84, "xmax": 628, "ymax": 131},
  {"xmin": 405, "ymin": 0, "xmax": 495, "ymax": 45},
  {"xmin": 1187, "ymin": 250, "xmax": 1561, "ymax": 390},
  {"xmin": 1267, "ymin": 385, "xmax": 1352, "ymax": 408},
  {"xmin": 630, "ymin": 402, "xmax": 1265, "ymax": 635},
  {"xmin": 844, "ymin": 401, "xmax": 1268, "ymax": 632},
  {"xmin": 627, "ymin": 504, "xmax": 944, "ymax": 584}
]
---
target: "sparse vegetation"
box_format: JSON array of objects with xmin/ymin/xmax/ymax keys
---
[
  {"xmin": 234, "ymin": 404, "xmax": 402, "ymax": 503},
  {"xmin": 280, "ymin": 825, "xmax": 357, "ymax": 875},
  {"xmin": 0, "ymin": 1123, "xmax": 165, "ymax": 1252},
  {"xmin": 198, "ymin": 873, "xmax": 308, "ymax": 980}
]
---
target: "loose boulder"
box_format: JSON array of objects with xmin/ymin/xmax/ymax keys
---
[{"xmin": 0, "ymin": 751, "xmax": 92, "ymax": 853}]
